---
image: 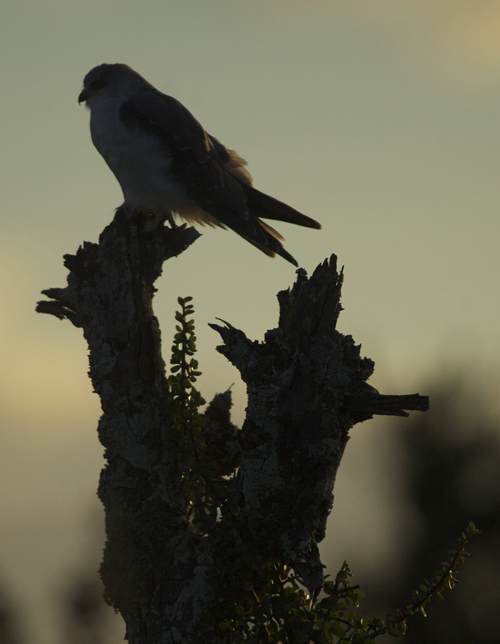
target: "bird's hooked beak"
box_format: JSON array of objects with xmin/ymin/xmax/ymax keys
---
[{"xmin": 78, "ymin": 88, "xmax": 89, "ymax": 104}]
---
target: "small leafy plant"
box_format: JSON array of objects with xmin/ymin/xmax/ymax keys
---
[{"xmin": 168, "ymin": 296, "xmax": 233, "ymax": 533}]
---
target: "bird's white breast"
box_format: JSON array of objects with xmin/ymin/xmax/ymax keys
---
[{"xmin": 89, "ymin": 97, "xmax": 188, "ymax": 214}]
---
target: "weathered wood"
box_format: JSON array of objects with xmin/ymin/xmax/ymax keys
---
[
  {"xmin": 210, "ymin": 257, "xmax": 428, "ymax": 598},
  {"xmin": 37, "ymin": 212, "xmax": 428, "ymax": 643}
]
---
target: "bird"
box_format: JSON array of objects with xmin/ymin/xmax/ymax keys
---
[{"xmin": 78, "ymin": 64, "xmax": 321, "ymax": 266}]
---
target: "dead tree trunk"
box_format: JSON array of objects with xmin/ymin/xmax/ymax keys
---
[{"xmin": 37, "ymin": 208, "xmax": 428, "ymax": 644}]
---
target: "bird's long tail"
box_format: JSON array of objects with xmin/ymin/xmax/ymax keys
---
[
  {"xmin": 240, "ymin": 183, "xmax": 321, "ymax": 230},
  {"xmin": 240, "ymin": 219, "xmax": 300, "ymax": 266}
]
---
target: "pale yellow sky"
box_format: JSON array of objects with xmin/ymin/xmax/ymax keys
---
[{"xmin": 1, "ymin": 1, "xmax": 499, "ymax": 641}]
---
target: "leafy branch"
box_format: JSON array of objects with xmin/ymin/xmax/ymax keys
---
[
  {"xmin": 168, "ymin": 296, "xmax": 205, "ymax": 442},
  {"xmin": 167, "ymin": 297, "xmax": 237, "ymax": 534},
  {"xmin": 367, "ymin": 521, "xmax": 480, "ymax": 640},
  {"xmin": 216, "ymin": 523, "xmax": 478, "ymax": 643}
]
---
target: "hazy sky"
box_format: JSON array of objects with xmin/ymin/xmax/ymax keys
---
[{"xmin": 1, "ymin": 1, "xmax": 500, "ymax": 641}]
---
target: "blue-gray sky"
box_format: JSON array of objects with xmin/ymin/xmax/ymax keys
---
[{"xmin": 1, "ymin": 1, "xmax": 499, "ymax": 641}]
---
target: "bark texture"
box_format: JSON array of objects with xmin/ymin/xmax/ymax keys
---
[{"xmin": 37, "ymin": 208, "xmax": 429, "ymax": 643}]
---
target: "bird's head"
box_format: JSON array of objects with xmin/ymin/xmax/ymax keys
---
[{"xmin": 78, "ymin": 64, "xmax": 152, "ymax": 106}]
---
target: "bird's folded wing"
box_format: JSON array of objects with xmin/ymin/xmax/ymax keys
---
[
  {"xmin": 119, "ymin": 92, "xmax": 282, "ymax": 250},
  {"xmin": 121, "ymin": 94, "xmax": 252, "ymax": 211}
]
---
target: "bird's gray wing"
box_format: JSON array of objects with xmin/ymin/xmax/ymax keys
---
[
  {"xmin": 119, "ymin": 92, "xmax": 302, "ymax": 264},
  {"xmin": 120, "ymin": 96, "xmax": 265, "ymax": 225},
  {"xmin": 207, "ymin": 133, "xmax": 320, "ymax": 231}
]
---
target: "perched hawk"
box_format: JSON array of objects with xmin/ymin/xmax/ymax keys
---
[{"xmin": 79, "ymin": 64, "xmax": 321, "ymax": 266}]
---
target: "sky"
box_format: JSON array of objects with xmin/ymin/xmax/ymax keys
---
[{"xmin": 1, "ymin": 0, "xmax": 500, "ymax": 641}]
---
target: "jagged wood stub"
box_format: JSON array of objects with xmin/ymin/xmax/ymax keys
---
[
  {"xmin": 36, "ymin": 214, "xmax": 429, "ymax": 644},
  {"xmin": 209, "ymin": 257, "xmax": 428, "ymax": 598}
]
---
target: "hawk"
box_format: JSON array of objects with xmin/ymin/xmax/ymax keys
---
[{"xmin": 79, "ymin": 64, "xmax": 321, "ymax": 266}]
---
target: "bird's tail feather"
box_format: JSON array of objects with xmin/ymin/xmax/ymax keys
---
[
  {"xmin": 258, "ymin": 219, "xmax": 284, "ymax": 241},
  {"xmin": 238, "ymin": 230, "xmax": 298, "ymax": 267},
  {"xmin": 189, "ymin": 201, "xmax": 300, "ymax": 266},
  {"xmin": 240, "ymin": 184, "xmax": 321, "ymax": 230},
  {"xmin": 237, "ymin": 216, "xmax": 298, "ymax": 266}
]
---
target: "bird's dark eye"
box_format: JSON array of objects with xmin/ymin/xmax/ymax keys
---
[{"xmin": 90, "ymin": 78, "xmax": 107, "ymax": 91}]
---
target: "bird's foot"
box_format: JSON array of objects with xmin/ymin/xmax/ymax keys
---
[{"xmin": 143, "ymin": 212, "xmax": 178, "ymax": 232}]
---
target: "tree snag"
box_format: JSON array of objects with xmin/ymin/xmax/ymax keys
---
[{"xmin": 37, "ymin": 207, "xmax": 429, "ymax": 643}]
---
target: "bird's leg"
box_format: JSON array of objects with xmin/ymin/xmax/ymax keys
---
[
  {"xmin": 165, "ymin": 210, "xmax": 178, "ymax": 230},
  {"xmin": 142, "ymin": 210, "xmax": 179, "ymax": 233}
]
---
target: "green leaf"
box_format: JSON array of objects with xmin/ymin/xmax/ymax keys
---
[{"xmin": 331, "ymin": 622, "xmax": 344, "ymax": 637}]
